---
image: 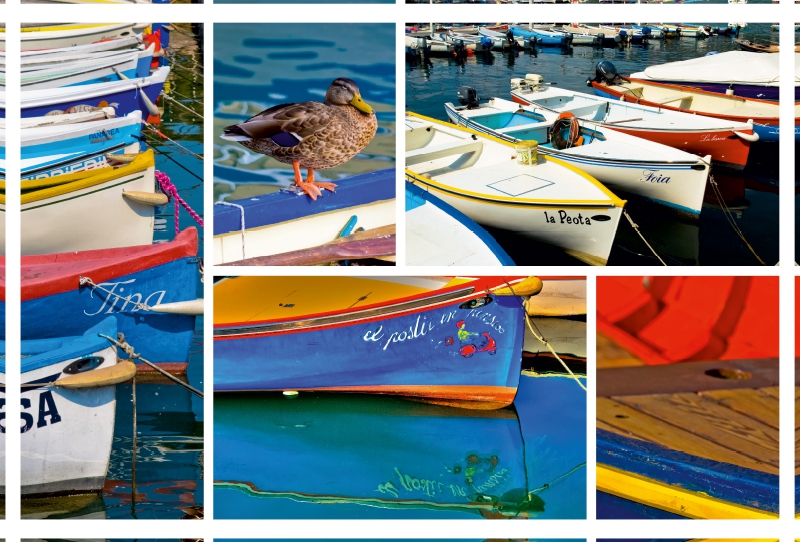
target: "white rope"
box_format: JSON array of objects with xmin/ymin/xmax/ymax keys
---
[
  {"xmin": 523, "ymin": 309, "xmax": 587, "ymax": 392},
  {"xmin": 214, "ymin": 201, "xmax": 246, "ymax": 260},
  {"xmin": 708, "ymin": 174, "xmax": 766, "ymax": 265},
  {"xmin": 623, "ymin": 210, "xmax": 667, "ymax": 266},
  {"xmin": 79, "ymin": 276, "xmax": 153, "ymax": 312}
]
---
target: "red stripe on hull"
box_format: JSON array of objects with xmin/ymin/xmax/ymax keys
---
[
  {"xmin": 511, "ymin": 94, "xmax": 751, "ymax": 169},
  {"xmin": 221, "ymin": 385, "xmax": 518, "ymax": 410},
  {"xmin": 11, "ymin": 227, "xmax": 198, "ymax": 302}
]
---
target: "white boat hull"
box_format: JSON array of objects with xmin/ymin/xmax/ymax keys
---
[
  {"xmin": 21, "ymin": 164, "xmax": 156, "ymax": 255},
  {"xmin": 20, "ymin": 24, "xmax": 137, "ymax": 52},
  {"xmin": 21, "ymin": 345, "xmax": 118, "ymax": 495}
]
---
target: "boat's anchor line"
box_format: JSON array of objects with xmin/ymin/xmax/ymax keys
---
[
  {"xmin": 155, "ymin": 171, "xmax": 205, "ymax": 235},
  {"xmin": 622, "ymin": 210, "xmax": 667, "ymax": 266},
  {"xmin": 99, "ymin": 332, "xmax": 204, "ymax": 399},
  {"xmin": 708, "ymin": 175, "xmax": 766, "ymax": 265},
  {"xmin": 214, "ymin": 201, "xmax": 246, "ymax": 260}
]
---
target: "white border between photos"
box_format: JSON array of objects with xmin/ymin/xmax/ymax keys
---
[{"xmin": 0, "ymin": 3, "xmax": 795, "ymax": 542}]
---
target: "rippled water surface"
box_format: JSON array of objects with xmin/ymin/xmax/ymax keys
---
[
  {"xmin": 214, "ymin": 23, "xmax": 396, "ymax": 202},
  {"xmin": 407, "ymin": 23, "xmax": 779, "ymax": 265},
  {"xmin": 214, "ymin": 373, "xmax": 587, "ymax": 519}
]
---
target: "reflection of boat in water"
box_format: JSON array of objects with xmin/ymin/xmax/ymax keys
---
[
  {"xmin": 215, "ymin": 392, "xmax": 558, "ymax": 518},
  {"xmin": 215, "ymin": 276, "xmax": 539, "ymax": 409},
  {"xmin": 21, "ymin": 493, "xmax": 107, "ymax": 519}
]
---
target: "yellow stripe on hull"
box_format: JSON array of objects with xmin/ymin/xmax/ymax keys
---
[{"xmin": 597, "ymin": 464, "xmax": 778, "ymax": 519}]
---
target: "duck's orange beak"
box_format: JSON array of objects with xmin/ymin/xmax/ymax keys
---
[{"xmin": 349, "ymin": 93, "xmax": 374, "ymax": 115}]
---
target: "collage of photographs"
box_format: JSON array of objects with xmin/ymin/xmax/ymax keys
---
[{"xmin": 0, "ymin": 0, "xmax": 794, "ymax": 540}]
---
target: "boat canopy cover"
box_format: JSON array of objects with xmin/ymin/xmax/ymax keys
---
[
  {"xmin": 630, "ymin": 51, "xmax": 797, "ymax": 85},
  {"xmin": 20, "ymin": 316, "xmax": 116, "ymax": 374}
]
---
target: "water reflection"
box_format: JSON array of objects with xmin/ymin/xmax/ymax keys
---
[{"xmin": 214, "ymin": 375, "xmax": 586, "ymax": 519}]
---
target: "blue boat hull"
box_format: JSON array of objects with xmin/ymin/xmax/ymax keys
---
[
  {"xmin": 22, "ymin": 259, "xmax": 198, "ymax": 364},
  {"xmin": 23, "ymin": 80, "xmax": 165, "ymax": 118},
  {"xmin": 215, "ymin": 294, "xmax": 524, "ymax": 402}
]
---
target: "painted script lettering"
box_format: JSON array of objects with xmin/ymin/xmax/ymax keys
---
[
  {"xmin": 544, "ymin": 210, "xmax": 591, "ymax": 226},
  {"xmin": 640, "ymin": 170, "xmax": 671, "ymax": 184}
]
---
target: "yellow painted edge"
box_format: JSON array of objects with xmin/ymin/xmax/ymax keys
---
[
  {"xmin": 22, "ymin": 23, "xmax": 124, "ymax": 32},
  {"xmin": 406, "ymin": 111, "xmax": 626, "ymax": 207},
  {"xmin": 406, "ymin": 169, "xmax": 617, "ymax": 209},
  {"xmin": 597, "ymin": 464, "xmax": 779, "ymax": 520},
  {"xmin": 22, "ymin": 150, "xmax": 154, "ymax": 204}
]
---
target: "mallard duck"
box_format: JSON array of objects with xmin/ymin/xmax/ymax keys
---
[{"xmin": 221, "ymin": 78, "xmax": 377, "ymax": 201}]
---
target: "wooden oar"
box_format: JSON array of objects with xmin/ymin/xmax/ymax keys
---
[{"xmin": 221, "ymin": 224, "xmax": 396, "ymax": 267}]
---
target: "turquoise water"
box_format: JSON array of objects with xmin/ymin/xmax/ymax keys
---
[
  {"xmin": 214, "ymin": 23, "xmax": 395, "ymax": 202},
  {"xmin": 407, "ymin": 23, "xmax": 778, "ymax": 265},
  {"xmin": 21, "ymin": 26, "xmax": 205, "ymax": 520},
  {"xmin": 214, "ymin": 374, "xmax": 587, "ymax": 519}
]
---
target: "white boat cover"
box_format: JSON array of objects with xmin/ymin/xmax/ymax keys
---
[{"xmin": 630, "ymin": 51, "xmax": 798, "ymax": 86}]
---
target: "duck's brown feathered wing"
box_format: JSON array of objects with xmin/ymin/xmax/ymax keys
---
[{"xmin": 223, "ymin": 102, "xmax": 333, "ymax": 147}]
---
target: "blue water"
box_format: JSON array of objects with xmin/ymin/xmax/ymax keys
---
[
  {"xmin": 407, "ymin": 23, "xmax": 778, "ymax": 265},
  {"xmin": 214, "ymin": 374, "xmax": 587, "ymax": 519},
  {"xmin": 214, "ymin": 23, "xmax": 395, "ymax": 202},
  {"xmin": 21, "ymin": 26, "xmax": 205, "ymax": 520}
]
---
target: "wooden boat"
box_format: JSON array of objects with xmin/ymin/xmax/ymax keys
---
[
  {"xmin": 21, "ymin": 107, "xmax": 116, "ymax": 128},
  {"xmin": 510, "ymin": 82, "xmax": 757, "ymax": 170},
  {"xmin": 21, "ymin": 149, "xmax": 157, "ymax": 255},
  {"xmin": 669, "ymin": 24, "xmax": 709, "ymax": 38},
  {"xmin": 600, "ymin": 25, "xmax": 646, "ymax": 42},
  {"xmin": 21, "ymin": 35, "xmax": 142, "ymax": 62},
  {"xmin": 214, "ymin": 276, "xmax": 544, "ymax": 408},
  {"xmin": 546, "ymin": 26, "xmax": 600, "ymax": 45},
  {"xmin": 629, "ymin": 51, "xmax": 787, "ymax": 101},
  {"xmin": 632, "ymin": 25, "xmax": 665, "ymax": 38},
  {"xmin": 589, "ymin": 74, "xmax": 789, "ymax": 143},
  {"xmin": 506, "ymin": 25, "xmax": 571, "ymax": 46},
  {"xmin": 405, "ymin": 181, "xmax": 514, "ymax": 266},
  {"xmin": 15, "ymin": 227, "xmax": 201, "ymax": 368},
  {"xmin": 734, "ymin": 39, "xmax": 784, "ymax": 53},
  {"xmin": 446, "ymin": 93, "xmax": 711, "ymax": 217},
  {"xmin": 571, "ymin": 24, "xmax": 623, "ymax": 43},
  {"xmin": 477, "ymin": 26, "xmax": 519, "ymax": 49},
  {"xmin": 19, "ymin": 23, "xmax": 138, "ymax": 51},
  {"xmin": 22, "ymin": 110, "xmax": 142, "ymax": 179},
  {"xmin": 406, "ymin": 113, "xmax": 625, "ymax": 266},
  {"xmin": 21, "ymin": 65, "xmax": 169, "ymax": 118},
  {"xmin": 21, "ymin": 46, "xmax": 154, "ymax": 89},
  {"xmin": 213, "ymin": 168, "xmax": 395, "ymax": 265},
  {"xmin": 21, "ymin": 317, "xmax": 135, "ymax": 496},
  {"xmin": 597, "ymin": 360, "xmax": 778, "ymax": 519},
  {"xmin": 214, "ymin": 391, "xmax": 541, "ymax": 517}
]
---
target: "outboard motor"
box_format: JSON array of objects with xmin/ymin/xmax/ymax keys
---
[
  {"xmin": 587, "ymin": 60, "xmax": 618, "ymax": 87},
  {"xmin": 505, "ymin": 30, "xmax": 518, "ymax": 49},
  {"xmin": 640, "ymin": 26, "xmax": 651, "ymax": 36},
  {"xmin": 456, "ymin": 86, "xmax": 480, "ymax": 109},
  {"xmin": 453, "ymin": 38, "xmax": 466, "ymax": 56},
  {"xmin": 596, "ymin": 32, "xmax": 605, "ymax": 42},
  {"xmin": 480, "ymin": 36, "xmax": 494, "ymax": 50}
]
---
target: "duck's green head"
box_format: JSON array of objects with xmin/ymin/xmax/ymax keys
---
[{"xmin": 326, "ymin": 77, "xmax": 374, "ymax": 115}]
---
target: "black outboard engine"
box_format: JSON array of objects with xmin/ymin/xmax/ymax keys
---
[
  {"xmin": 505, "ymin": 30, "xmax": 519, "ymax": 49},
  {"xmin": 453, "ymin": 38, "xmax": 466, "ymax": 56},
  {"xmin": 456, "ymin": 86, "xmax": 480, "ymax": 109},
  {"xmin": 587, "ymin": 60, "xmax": 618, "ymax": 87}
]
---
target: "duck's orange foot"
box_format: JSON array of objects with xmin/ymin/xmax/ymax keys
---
[
  {"xmin": 306, "ymin": 169, "xmax": 337, "ymax": 195},
  {"xmin": 293, "ymin": 179, "xmax": 323, "ymax": 201}
]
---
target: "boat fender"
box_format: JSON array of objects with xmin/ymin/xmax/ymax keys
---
[
  {"xmin": 733, "ymin": 130, "xmax": 759, "ymax": 142},
  {"xmin": 55, "ymin": 360, "xmax": 137, "ymax": 389},
  {"xmin": 123, "ymin": 190, "xmax": 170, "ymax": 206},
  {"xmin": 106, "ymin": 152, "xmax": 140, "ymax": 164},
  {"xmin": 149, "ymin": 299, "xmax": 205, "ymax": 315},
  {"xmin": 551, "ymin": 112, "xmax": 583, "ymax": 149},
  {"xmin": 493, "ymin": 276, "xmax": 543, "ymax": 297}
]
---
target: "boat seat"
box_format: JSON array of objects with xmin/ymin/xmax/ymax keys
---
[
  {"xmin": 406, "ymin": 138, "xmax": 484, "ymax": 166},
  {"xmin": 497, "ymin": 121, "xmax": 551, "ymax": 134},
  {"xmin": 561, "ymin": 104, "xmax": 605, "ymax": 118},
  {"xmin": 656, "ymin": 94, "xmax": 693, "ymax": 105}
]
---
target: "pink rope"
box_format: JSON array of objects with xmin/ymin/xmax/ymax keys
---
[{"xmin": 155, "ymin": 171, "xmax": 205, "ymax": 235}]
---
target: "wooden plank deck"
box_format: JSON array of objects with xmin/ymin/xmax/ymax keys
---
[{"xmin": 598, "ymin": 333, "xmax": 779, "ymax": 476}]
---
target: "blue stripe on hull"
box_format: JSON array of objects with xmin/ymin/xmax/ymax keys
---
[
  {"xmin": 215, "ymin": 295, "xmax": 524, "ymax": 392},
  {"xmin": 23, "ymin": 81, "xmax": 165, "ymax": 118},
  {"xmin": 597, "ymin": 491, "xmax": 686, "ymax": 519},
  {"xmin": 597, "ymin": 428, "xmax": 778, "ymax": 513},
  {"xmin": 22, "ymin": 259, "xmax": 198, "ymax": 364}
]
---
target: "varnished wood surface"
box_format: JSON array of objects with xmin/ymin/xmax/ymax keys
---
[{"xmin": 598, "ymin": 333, "xmax": 779, "ymax": 476}]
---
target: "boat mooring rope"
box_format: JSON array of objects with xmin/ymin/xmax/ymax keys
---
[
  {"xmin": 501, "ymin": 280, "xmax": 586, "ymax": 392},
  {"xmin": 708, "ymin": 174, "xmax": 766, "ymax": 265},
  {"xmin": 214, "ymin": 201, "xmax": 247, "ymax": 260},
  {"xmin": 139, "ymin": 137, "xmax": 204, "ymax": 183},
  {"xmin": 155, "ymin": 171, "xmax": 205, "ymax": 235},
  {"xmin": 527, "ymin": 461, "xmax": 586, "ymax": 498},
  {"xmin": 100, "ymin": 333, "xmax": 204, "ymax": 399},
  {"xmin": 161, "ymin": 92, "xmax": 204, "ymax": 120},
  {"xmin": 623, "ymin": 210, "xmax": 667, "ymax": 266},
  {"xmin": 141, "ymin": 121, "xmax": 204, "ymax": 161},
  {"xmin": 131, "ymin": 375, "xmax": 138, "ymax": 516}
]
